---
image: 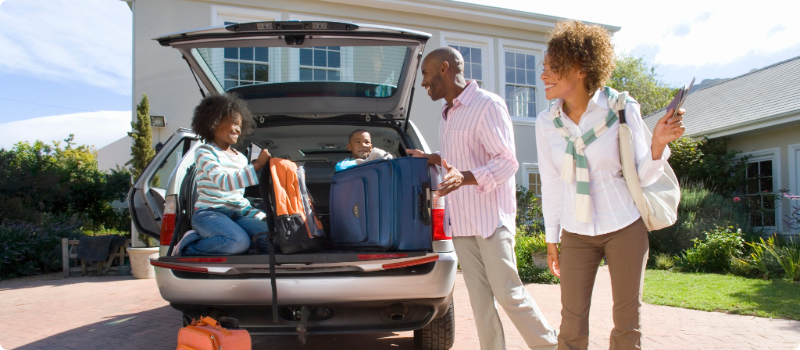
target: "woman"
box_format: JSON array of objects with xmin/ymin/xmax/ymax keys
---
[{"xmin": 535, "ymin": 21, "xmax": 685, "ymax": 349}]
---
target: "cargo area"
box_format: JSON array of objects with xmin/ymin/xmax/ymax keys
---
[{"xmin": 165, "ymin": 123, "xmax": 434, "ymax": 266}]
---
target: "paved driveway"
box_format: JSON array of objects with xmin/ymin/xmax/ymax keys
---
[{"xmin": 1, "ymin": 267, "xmax": 799, "ymax": 350}]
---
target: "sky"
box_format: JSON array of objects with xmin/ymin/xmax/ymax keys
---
[{"xmin": 0, "ymin": 0, "xmax": 798, "ymax": 149}]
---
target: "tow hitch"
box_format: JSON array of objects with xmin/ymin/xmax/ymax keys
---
[{"xmin": 295, "ymin": 306, "xmax": 309, "ymax": 345}]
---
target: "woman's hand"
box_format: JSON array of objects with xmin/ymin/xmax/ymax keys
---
[
  {"xmin": 547, "ymin": 243, "xmax": 561, "ymax": 278},
  {"xmin": 651, "ymin": 107, "xmax": 686, "ymax": 159},
  {"xmin": 252, "ymin": 149, "xmax": 272, "ymax": 171}
]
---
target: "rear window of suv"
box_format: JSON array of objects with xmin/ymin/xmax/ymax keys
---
[{"xmin": 192, "ymin": 45, "xmax": 410, "ymax": 98}]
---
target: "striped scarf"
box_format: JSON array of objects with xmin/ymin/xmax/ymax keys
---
[{"xmin": 549, "ymin": 87, "xmax": 636, "ymax": 223}]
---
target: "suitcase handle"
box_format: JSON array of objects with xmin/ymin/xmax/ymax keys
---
[{"xmin": 418, "ymin": 182, "xmax": 432, "ymax": 226}]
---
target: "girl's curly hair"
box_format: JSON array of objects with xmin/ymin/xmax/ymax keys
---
[
  {"xmin": 546, "ymin": 20, "xmax": 615, "ymax": 93},
  {"xmin": 191, "ymin": 93, "xmax": 255, "ymax": 144}
]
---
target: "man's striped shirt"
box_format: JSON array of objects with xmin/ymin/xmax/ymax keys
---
[
  {"xmin": 194, "ymin": 143, "xmax": 265, "ymax": 220},
  {"xmin": 437, "ymin": 80, "xmax": 519, "ymax": 238}
]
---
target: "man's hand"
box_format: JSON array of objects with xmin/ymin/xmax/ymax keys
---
[
  {"xmin": 252, "ymin": 149, "xmax": 272, "ymax": 171},
  {"xmin": 435, "ymin": 159, "xmax": 476, "ymax": 197},
  {"xmin": 407, "ymin": 149, "xmax": 442, "ymax": 166},
  {"xmin": 651, "ymin": 107, "xmax": 686, "ymax": 160},
  {"xmin": 547, "ymin": 243, "xmax": 561, "ymax": 278}
]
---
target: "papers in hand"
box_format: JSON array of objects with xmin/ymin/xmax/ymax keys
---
[{"xmin": 667, "ymin": 77, "xmax": 696, "ymax": 118}]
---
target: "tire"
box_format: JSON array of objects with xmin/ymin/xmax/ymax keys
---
[{"xmin": 414, "ymin": 300, "xmax": 455, "ymax": 350}]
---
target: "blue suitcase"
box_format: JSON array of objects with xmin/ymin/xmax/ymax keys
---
[{"xmin": 329, "ymin": 157, "xmax": 433, "ymax": 251}]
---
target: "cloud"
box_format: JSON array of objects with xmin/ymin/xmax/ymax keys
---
[
  {"xmin": 0, "ymin": 0, "xmax": 131, "ymax": 95},
  {"xmin": 0, "ymin": 111, "xmax": 132, "ymax": 150},
  {"xmin": 610, "ymin": 0, "xmax": 800, "ymax": 67},
  {"xmin": 457, "ymin": 0, "xmax": 800, "ymax": 73}
]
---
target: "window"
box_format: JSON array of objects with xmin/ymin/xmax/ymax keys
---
[
  {"xmin": 528, "ymin": 172, "xmax": 542, "ymax": 197},
  {"xmin": 440, "ymin": 32, "xmax": 494, "ymax": 93},
  {"xmin": 504, "ymin": 51, "xmax": 537, "ymax": 118},
  {"xmin": 736, "ymin": 148, "xmax": 781, "ymax": 230},
  {"xmin": 299, "ymin": 46, "xmax": 342, "ymax": 81},
  {"xmin": 449, "ymin": 45, "xmax": 483, "ymax": 87},
  {"xmin": 742, "ymin": 160, "xmax": 776, "ymax": 227}
]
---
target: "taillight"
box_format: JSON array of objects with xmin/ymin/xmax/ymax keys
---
[
  {"xmin": 431, "ymin": 193, "xmax": 451, "ymax": 241},
  {"xmin": 160, "ymin": 196, "xmax": 177, "ymax": 246},
  {"xmin": 382, "ymin": 255, "xmax": 439, "ymax": 270},
  {"xmin": 151, "ymin": 260, "xmax": 208, "ymax": 273}
]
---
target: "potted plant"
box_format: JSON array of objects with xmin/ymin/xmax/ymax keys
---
[{"xmin": 126, "ymin": 234, "xmax": 159, "ymax": 279}]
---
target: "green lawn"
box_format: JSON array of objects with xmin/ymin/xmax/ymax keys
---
[{"xmin": 644, "ymin": 270, "xmax": 800, "ymax": 320}]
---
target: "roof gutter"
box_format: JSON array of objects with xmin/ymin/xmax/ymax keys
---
[{"xmin": 320, "ymin": 0, "xmax": 621, "ymax": 33}]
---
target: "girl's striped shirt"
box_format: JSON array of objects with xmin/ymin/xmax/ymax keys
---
[{"xmin": 194, "ymin": 143, "xmax": 265, "ymax": 220}]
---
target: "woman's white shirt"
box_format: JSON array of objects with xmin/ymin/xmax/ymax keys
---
[{"xmin": 535, "ymin": 90, "xmax": 670, "ymax": 243}]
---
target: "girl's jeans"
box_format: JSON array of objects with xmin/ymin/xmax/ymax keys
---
[{"xmin": 179, "ymin": 208, "xmax": 270, "ymax": 255}]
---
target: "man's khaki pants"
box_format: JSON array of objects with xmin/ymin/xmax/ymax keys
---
[
  {"xmin": 558, "ymin": 218, "xmax": 649, "ymax": 350},
  {"xmin": 453, "ymin": 226, "xmax": 558, "ymax": 350}
]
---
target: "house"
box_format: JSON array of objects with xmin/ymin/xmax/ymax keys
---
[
  {"xmin": 102, "ymin": 0, "xmax": 619, "ymax": 197},
  {"xmin": 644, "ymin": 56, "xmax": 800, "ymax": 235}
]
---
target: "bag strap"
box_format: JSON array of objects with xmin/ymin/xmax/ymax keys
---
[{"xmin": 191, "ymin": 316, "xmax": 232, "ymax": 335}]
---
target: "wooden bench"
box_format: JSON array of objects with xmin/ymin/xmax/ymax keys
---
[{"xmin": 61, "ymin": 238, "xmax": 131, "ymax": 277}]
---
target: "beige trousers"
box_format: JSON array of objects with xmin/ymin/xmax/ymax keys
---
[
  {"xmin": 557, "ymin": 218, "xmax": 649, "ymax": 350},
  {"xmin": 453, "ymin": 226, "xmax": 558, "ymax": 350}
]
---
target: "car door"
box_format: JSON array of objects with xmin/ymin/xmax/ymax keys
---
[{"xmin": 129, "ymin": 130, "xmax": 199, "ymax": 239}]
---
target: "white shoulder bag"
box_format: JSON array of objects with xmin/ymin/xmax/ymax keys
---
[{"xmin": 609, "ymin": 88, "xmax": 680, "ymax": 231}]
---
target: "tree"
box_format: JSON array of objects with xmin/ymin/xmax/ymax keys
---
[
  {"xmin": 667, "ymin": 136, "xmax": 749, "ymax": 194},
  {"xmin": 127, "ymin": 93, "xmax": 157, "ymax": 185},
  {"xmin": 607, "ymin": 54, "xmax": 678, "ymax": 117},
  {"xmin": 0, "ymin": 138, "xmax": 132, "ymax": 230}
]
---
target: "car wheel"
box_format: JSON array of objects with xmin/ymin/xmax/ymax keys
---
[{"xmin": 414, "ymin": 300, "xmax": 454, "ymax": 350}]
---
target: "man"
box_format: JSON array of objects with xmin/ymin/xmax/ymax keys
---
[{"xmin": 408, "ymin": 47, "xmax": 558, "ymax": 350}]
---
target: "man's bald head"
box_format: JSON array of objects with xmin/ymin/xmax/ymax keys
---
[
  {"xmin": 424, "ymin": 47, "xmax": 464, "ymax": 75},
  {"xmin": 420, "ymin": 46, "xmax": 468, "ymax": 103}
]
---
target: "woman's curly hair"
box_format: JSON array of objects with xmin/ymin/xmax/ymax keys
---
[
  {"xmin": 546, "ymin": 20, "xmax": 615, "ymax": 93},
  {"xmin": 191, "ymin": 93, "xmax": 255, "ymax": 144}
]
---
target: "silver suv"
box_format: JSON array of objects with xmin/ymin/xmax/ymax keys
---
[{"xmin": 128, "ymin": 21, "xmax": 457, "ymax": 349}]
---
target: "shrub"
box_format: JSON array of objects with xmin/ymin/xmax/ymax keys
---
[
  {"xmin": 514, "ymin": 186, "xmax": 558, "ymax": 284},
  {"xmin": 668, "ymin": 136, "xmax": 748, "ymax": 195},
  {"xmin": 650, "ymin": 182, "xmax": 751, "ymax": 254},
  {"xmin": 653, "ymin": 253, "xmax": 675, "ymax": 270},
  {"xmin": 675, "ymin": 226, "xmax": 744, "ymax": 273},
  {"xmin": 0, "ymin": 138, "xmax": 132, "ymax": 232},
  {"xmin": 743, "ymin": 236, "xmax": 800, "ymax": 281},
  {"xmin": 84, "ymin": 228, "xmax": 128, "ymax": 237},
  {"xmin": 516, "ymin": 186, "xmax": 544, "ymax": 236},
  {"xmin": 744, "ymin": 237, "xmax": 785, "ymax": 279},
  {"xmin": 729, "ymin": 256, "xmax": 756, "ymax": 277},
  {"xmin": 0, "ymin": 218, "xmax": 83, "ymax": 280}
]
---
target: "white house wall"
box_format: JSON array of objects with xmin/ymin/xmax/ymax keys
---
[{"xmin": 129, "ymin": 0, "xmax": 577, "ymax": 188}]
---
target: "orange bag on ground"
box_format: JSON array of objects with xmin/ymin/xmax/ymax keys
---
[{"xmin": 176, "ymin": 316, "xmax": 251, "ymax": 350}]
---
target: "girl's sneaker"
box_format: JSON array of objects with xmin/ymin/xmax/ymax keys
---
[{"xmin": 172, "ymin": 230, "xmax": 196, "ymax": 256}]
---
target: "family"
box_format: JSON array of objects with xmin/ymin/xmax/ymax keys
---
[{"xmin": 175, "ymin": 20, "xmax": 686, "ymax": 350}]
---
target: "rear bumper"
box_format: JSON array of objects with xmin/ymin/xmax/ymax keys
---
[
  {"xmin": 153, "ymin": 251, "xmax": 457, "ymax": 304},
  {"xmin": 172, "ymin": 294, "xmax": 453, "ymax": 335}
]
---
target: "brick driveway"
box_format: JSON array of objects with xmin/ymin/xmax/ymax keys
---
[{"xmin": 1, "ymin": 267, "xmax": 799, "ymax": 350}]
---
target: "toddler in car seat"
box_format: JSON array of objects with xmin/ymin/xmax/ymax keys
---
[
  {"xmin": 334, "ymin": 129, "xmax": 393, "ymax": 172},
  {"xmin": 174, "ymin": 93, "xmax": 272, "ymax": 256}
]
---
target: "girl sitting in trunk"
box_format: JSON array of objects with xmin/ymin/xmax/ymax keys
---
[{"xmin": 175, "ymin": 93, "xmax": 272, "ymax": 256}]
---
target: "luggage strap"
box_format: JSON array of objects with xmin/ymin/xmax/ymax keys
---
[{"xmin": 269, "ymin": 240, "xmax": 279, "ymax": 323}]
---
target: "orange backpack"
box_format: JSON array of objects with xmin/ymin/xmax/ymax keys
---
[{"xmin": 177, "ymin": 316, "xmax": 251, "ymax": 350}]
